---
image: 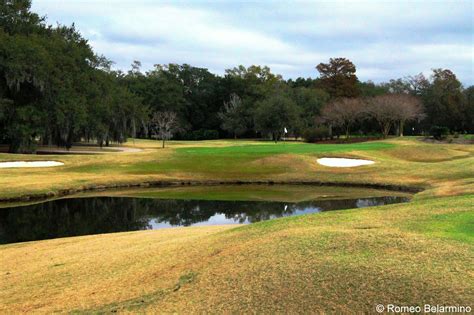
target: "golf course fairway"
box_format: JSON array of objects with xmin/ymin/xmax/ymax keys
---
[{"xmin": 0, "ymin": 137, "xmax": 472, "ymax": 313}]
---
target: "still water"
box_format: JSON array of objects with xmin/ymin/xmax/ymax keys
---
[{"xmin": 0, "ymin": 194, "xmax": 409, "ymax": 244}]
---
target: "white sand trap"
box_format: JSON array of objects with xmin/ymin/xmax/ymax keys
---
[
  {"xmin": 0, "ymin": 161, "xmax": 64, "ymax": 168},
  {"xmin": 317, "ymin": 157, "xmax": 374, "ymax": 168}
]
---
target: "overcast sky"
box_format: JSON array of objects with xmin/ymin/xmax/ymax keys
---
[{"xmin": 32, "ymin": 0, "xmax": 473, "ymax": 85}]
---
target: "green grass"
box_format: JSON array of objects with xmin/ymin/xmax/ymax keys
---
[
  {"xmin": 402, "ymin": 195, "xmax": 474, "ymax": 243},
  {"xmin": 177, "ymin": 141, "xmax": 394, "ymax": 155},
  {"xmin": 105, "ymin": 184, "xmax": 411, "ymax": 202},
  {"xmin": 0, "ymin": 137, "xmax": 473, "ymax": 313}
]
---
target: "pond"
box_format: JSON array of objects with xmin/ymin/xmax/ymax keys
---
[{"xmin": 0, "ymin": 185, "xmax": 410, "ymax": 244}]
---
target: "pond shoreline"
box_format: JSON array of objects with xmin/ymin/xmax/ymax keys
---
[{"xmin": 0, "ymin": 179, "xmax": 424, "ymax": 203}]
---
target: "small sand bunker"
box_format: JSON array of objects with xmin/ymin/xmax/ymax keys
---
[
  {"xmin": 317, "ymin": 157, "xmax": 374, "ymax": 168},
  {"xmin": 0, "ymin": 161, "xmax": 64, "ymax": 169}
]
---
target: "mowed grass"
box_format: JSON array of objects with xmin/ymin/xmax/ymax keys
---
[
  {"xmin": 0, "ymin": 138, "xmax": 472, "ymax": 198},
  {"xmin": 80, "ymin": 184, "xmax": 412, "ymax": 202},
  {"xmin": 0, "ymin": 137, "xmax": 473, "ymax": 312},
  {"xmin": 0, "ymin": 195, "xmax": 472, "ymax": 313}
]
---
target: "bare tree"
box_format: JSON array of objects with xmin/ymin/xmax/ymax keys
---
[
  {"xmin": 320, "ymin": 98, "xmax": 365, "ymax": 138},
  {"xmin": 390, "ymin": 94, "xmax": 424, "ymax": 136},
  {"xmin": 366, "ymin": 94, "xmax": 423, "ymax": 138},
  {"xmin": 151, "ymin": 111, "xmax": 180, "ymax": 148},
  {"xmin": 366, "ymin": 95, "xmax": 398, "ymax": 138}
]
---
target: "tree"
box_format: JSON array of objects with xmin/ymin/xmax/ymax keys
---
[
  {"xmin": 316, "ymin": 58, "xmax": 359, "ymax": 98},
  {"xmin": 0, "ymin": 1, "xmax": 148, "ymax": 152},
  {"xmin": 320, "ymin": 98, "xmax": 365, "ymax": 138},
  {"xmin": 218, "ymin": 93, "xmax": 246, "ymax": 138},
  {"xmin": 406, "ymin": 73, "xmax": 429, "ymax": 96},
  {"xmin": 223, "ymin": 65, "xmax": 283, "ymax": 136},
  {"xmin": 151, "ymin": 111, "xmax": 180, "ymax": 148},
  {"xmin": 366, "ymin": 95, "xmax": 400, "ymax": 138},
  {"xmin": 358, "ymin": 81, "xmax": 389, "ymax": 97},
  {"xmin": 422, "ymin": 69, "xmax": 466, "ymax": 131},
  {"xmin": 292, "ymin": 87, "xmax": 329, "ymax": 131},
  {"xmin": 381, "ymin": 78, "xmax": 411, "ymax": 94},
  {"xmin": 464, "ymin": 86, "xmax": 474, "ymax": 133},
  {"xmin": 389, "ymin": 94, "xmax": 424, "ymax": 136},
  {"xmin": 254, "ymin": 92, "xmax": 300, "ymax": 142}
]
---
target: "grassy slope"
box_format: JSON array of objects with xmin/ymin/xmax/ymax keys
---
[{"xmin": 0, "ymin": 137, "xmax": 473, "ymax": 312}]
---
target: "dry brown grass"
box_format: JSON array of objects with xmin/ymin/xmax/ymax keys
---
[
  {"xmin": 0, "ymin": 137, "xmax": 473, "ymax": 313},
  {"xmin": 1, "ymin": 195, "xmax": 472, "ymax": 313}
]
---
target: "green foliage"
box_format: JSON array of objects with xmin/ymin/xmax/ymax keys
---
[
  {"xmin": 422, "ymin": 69, "xmax": 467, "ymax": 131},
  {"xmin": 218, "ymin": 93, "xmax": 247, "ymax": 138},
  {"xmin": 181, "ymin": 129, "xmax": 219, "ymax": 141},
  {"xmin": 254, "ymin": 90, "xmax": 301, "ymax": 142},
  {"xmin": 316, "ymin": 57, "xmax": 359, "ymax": 98},
  {"xmin": 358, "ymin": 81, "xmax": 389, "ymax": 97},
  {"xmin": 429, "ymin": 126, "xmax": 450, "ymax": 140},
  {"xmin": 292, "ymin": 87, "xmax": 329, "ymax": 131},
  {"xmin": 303, "ymin": 126, "xmax": 330, "ymax": 143},
  {"xmin": 0, "ymin": 1, "xmax": 148, "ymax": 152},
  {"xmin": 1, "ymin": 2, "xmax": 471, "ymax": 148}
]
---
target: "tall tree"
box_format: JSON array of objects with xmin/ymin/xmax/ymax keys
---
[
  {"xmin": 254, "ymin": 91, "xmax": 301, "ymax": 142},
  {"xmin": 388, "ymin": 94, "xmax": 424, "ymax": 136},
  {"xmin": 423, "ymin": 69, "xmax": 466, "ymax": 131},
  {"xmin": 0, "ymin": 1, "xmax": 148, "ymax": 152},
  {"xmin": 292, "ymin": 87, "xmax": 329, "ymax": 134},
  {"xmin": 218, "ymin": 93, "xmax": 246, "ymax": 138},
  {"xmin": 464, "ymin": 86, "xmax": 474, "ymax": 133},
  {"xmin": 316, "ymin": 58, "xmax": 359, "ymax": 98},
  {"xmin": 366, "ymin": 95, "xmax": 400, "ymax": 138}
]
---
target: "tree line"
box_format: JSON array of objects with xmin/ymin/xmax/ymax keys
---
[{"xmin": 1, "ymin": 1, "xmax": 473, "ymax": 152}]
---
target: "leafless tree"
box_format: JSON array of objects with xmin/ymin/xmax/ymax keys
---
[
  {"xmin": 390, "ymin": 94, "xmax": 424, "ymax": 136},
  {"xmin": 151, "ymin": 111, "xmax": 180, "ymax": 148},
  {"xmin": 366, "ymin": 94, "xmax": 423, "ymax": 138},
  {"xmin": 366, "ymin": 95, "xmax": 398, "ymax": 138},
  {"xmin": 320, "ymin": 98, "xmax": 365, "ymax": 138}
]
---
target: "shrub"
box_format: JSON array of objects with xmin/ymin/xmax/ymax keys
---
[
  {"xmin": 303, "ymin": 126, "xmax": 329, "ymax": 142},
  {"xmin": 429, "ymin": 126, "xmax": 450, "ymax": 140},
  {"xmin": 186, "ymin": 129, "xmax": 220, "ymax": 140}
]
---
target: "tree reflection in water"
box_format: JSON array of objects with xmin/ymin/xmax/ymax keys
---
[{"xmin": 0, "ymin": 195, "xmax": 408, "ymax": 244}]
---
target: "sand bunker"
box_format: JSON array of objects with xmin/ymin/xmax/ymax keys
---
[
  {"xmin": 0, "ymin": 161, "xmax": 64, "ymax": 168},
  {"xmin": 317, "ymin": 157, "xmax": 374, "ymax": 167}
]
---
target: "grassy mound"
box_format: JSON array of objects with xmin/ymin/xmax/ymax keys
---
[{"xmin": 0, "ymin": 137, "xmax": 473, "ymax": 312}]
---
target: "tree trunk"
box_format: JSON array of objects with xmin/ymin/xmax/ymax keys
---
[
  {"xmin": 328, "ymin": 124, "xmax": 333, "ymax": 139},
  {"xmin": 345, "ymin": 125, "xmax": 350, "ymax": 139},
  {"xmin": 399, "ymin": 120, "xmax": 404, "ymax": 137},
  {"xmin": 382, "ymin": 122, "xmax": 391, "ymax": 138},
  {"xmin": 162, "ymin": 138, "xmax": 165, "ymax": 148}
]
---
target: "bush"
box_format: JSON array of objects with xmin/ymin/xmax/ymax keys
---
[
  {"xmin": 182, "ymin": 129, "xmax": 220, "ymax": 140},
  {"xmin": 303, "ymin": 126, "xmax": 329, "ymax": 142},
  {"xmin": 429, "ymin": 126, "xmax": 450, "ymax": 140}
]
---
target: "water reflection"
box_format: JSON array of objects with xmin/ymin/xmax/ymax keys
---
[{"xmin": 0, "ymin": 196, "xmax": 408, "ymax": 244}]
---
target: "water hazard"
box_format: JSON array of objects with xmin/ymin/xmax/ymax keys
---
[{"xmin": 0, "ymin": 190, "xmax": 409, "ymax": 244}]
